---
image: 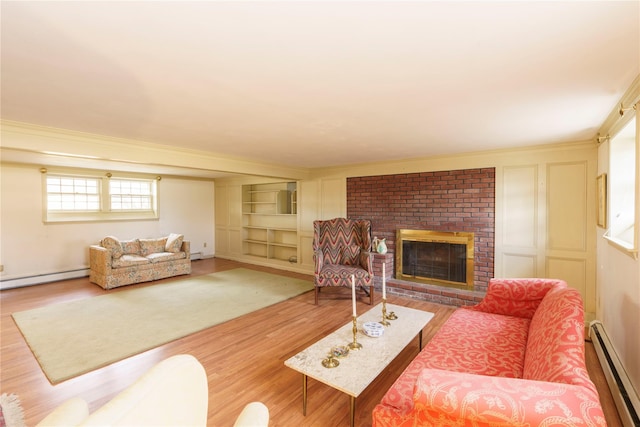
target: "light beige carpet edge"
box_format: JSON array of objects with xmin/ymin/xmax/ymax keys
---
[{"xmin": 12, "ymin": 268, "xmax": 313, "ymax": 384}]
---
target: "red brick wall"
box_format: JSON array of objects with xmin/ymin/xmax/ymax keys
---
[{"xmin": 347, "ymin": 168, "xmax": 495, "ymax": 300}]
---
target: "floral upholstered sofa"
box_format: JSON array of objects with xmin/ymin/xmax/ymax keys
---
[
  {"xmin": 89, "ymin": 234, "xmax": 191, "ymax": 289},
  {"xmin": 372, "ymin": 278, "xmax": 607, "ymax": 427}
]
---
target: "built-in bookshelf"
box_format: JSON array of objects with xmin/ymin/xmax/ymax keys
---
[{"xmin": 242, "ymin": 182, "xmax": 297, "ymax": 263}]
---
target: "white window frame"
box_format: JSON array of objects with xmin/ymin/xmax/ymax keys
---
[
  {"xmin": 109, "ymin": 178, "xmax": 154, "ymax": 212},
  {"xmin": 45, "ymin": 175, "xmax": 101, "ymax": 213},
  {"xmin": 43, "ymin": 170, "xmax": 159, "ymax": 223},
  {"xmin": 604, "ymin": 110, "xmax": 639, "ymax": 258}
]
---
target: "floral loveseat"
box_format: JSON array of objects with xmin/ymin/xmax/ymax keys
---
[
  {"xmin": 89, "ymin": 234, "xmax": 191, "ymax": 289},
  {"xmin": 372, "ymin": 278, "xmax": 607, "ymax": 427}
]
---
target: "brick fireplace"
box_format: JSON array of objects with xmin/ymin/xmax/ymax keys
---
[
  {"xmin": 347, "ymin": 168, "xmax": 495, "ymax": 306},
  {"xmin": 397, "ymin": 229, "xmax": 474, "ymax": 290}
]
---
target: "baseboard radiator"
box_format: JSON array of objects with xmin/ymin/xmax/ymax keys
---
[
  {"xmin": 0, "ymin": 268, "xmax": 90, "ymax": 290},
  {"xmin": 589, "ymin": 320, "xmax": 640, "ymax": 427}
]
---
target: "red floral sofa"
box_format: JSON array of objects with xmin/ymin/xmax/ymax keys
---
[{"xmin": 372, "ymin": 278, "xmax": 607, "ymax": 427}]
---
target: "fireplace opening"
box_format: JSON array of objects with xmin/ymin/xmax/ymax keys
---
[{"xmin": 396, "ymin": 230, "xmax": 474, "ymax": 290}]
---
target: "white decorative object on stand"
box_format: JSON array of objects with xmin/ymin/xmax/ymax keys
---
[
  {"xmin": 363, "ymin": 322, "xmax": 385, "ymax": 337},
  {"xmin": 376, "ymin": 238, "xmax": 387, "ymax": 254}
]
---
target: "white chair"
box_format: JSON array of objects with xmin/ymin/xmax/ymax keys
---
[{"xmin": 37, "ymin": 354, "xmax": 269, "ymax": 426}]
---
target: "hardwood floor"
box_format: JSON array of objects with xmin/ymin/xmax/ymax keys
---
[{"xmin": 1, "ymin": 258, "xmax": 622, "ymax": 426}]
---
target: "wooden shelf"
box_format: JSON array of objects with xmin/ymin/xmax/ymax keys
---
[
  {"xmin": 244, "ymin": 225, "xmax": 296, "ymax": 231},
  {"xmin": 243, "ymin": 187, "xmax": 291, "ymax": 215},
  {"xmin": 242, "ymin": 182, "xmax": 298, "ymax": 263}
]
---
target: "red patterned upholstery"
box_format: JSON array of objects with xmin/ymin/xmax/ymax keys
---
[
  {"xmin": 412, "ymin": 369, "xmax": 607, "ymax": 426},
  {"xmin": 312, "ymin": 218, "xmax": 374, "ymax": 305},
  {"xmin": 468, "ymin": 277, "xmax": 566, "ymax": 318},
  {"xmin": 372, "ymin": 278, "xmax": 606, "ymax": 427},
  {"xmin": 523, "ymin": 286, "xmax": 598, "ymax": 395},
  {"xmin": 375, "ymin": 309, "xmax": 531, "ymax": 426}
]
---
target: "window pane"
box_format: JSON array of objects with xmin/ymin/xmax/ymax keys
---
[
  {"xmin": 46, "ymin": 176, "xmax": 101, "ymax": 212},
  {"xmin": 608, "ymin": 117, "xmax": 636, "ymax": 249},
  {"xmin": 109, "ymin": 179, "xmax": 154, "ymax": 211}
]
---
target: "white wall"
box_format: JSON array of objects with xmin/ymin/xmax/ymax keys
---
[
  {"xmin": 0, "ymin": 162, "xmax": 215, "ymax": 289},
  {"xmin": 596, "ymin": 123, "xmax": 640, "ymax": 398}
]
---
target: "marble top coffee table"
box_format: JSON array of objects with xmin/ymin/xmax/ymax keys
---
[{"xmin": 284, "ymin": 303, "xmax": 434, "ymax": 426}]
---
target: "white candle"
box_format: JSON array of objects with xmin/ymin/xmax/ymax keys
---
[
  {"xmin": 351, "ymin": 275, "xmax": 357, "ymax": 317},
  {"xmin": 382, "ymin": 262, "xmax": 386, "ymax": 299}
]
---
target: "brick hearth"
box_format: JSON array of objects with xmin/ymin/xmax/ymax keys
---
[{"xmin": 348, "ymin": 168, "xmax": 495, "ymax": 306}]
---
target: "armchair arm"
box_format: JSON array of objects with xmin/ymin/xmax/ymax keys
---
[
  {"xmin": 314, "ymin": 249, "xmax": 324, "ymax": 274},
  {"xmin": 233, "ymin": 402, "xmax": 269, "ymax": 427},
  {"xmin": 36, "ymin": 398, "xmax": 89, "ymax": 427},
  {"xmin": 84, "ymin": 354, "xmax": 208, "ymax": 426},
  {"xmin": 359, "ymin": 250, "xmax": 373, "ymax": 274},
  {"xmin": 467, "ymin": 278, "xmax": 567, "ymax": 319},
  {"xmin": 413, "ymin": 368, "xmax": 606, "ymax": 427},
  {"xmin": 89, "ymin": 245, "xmax": 112, "ymax": 274}
]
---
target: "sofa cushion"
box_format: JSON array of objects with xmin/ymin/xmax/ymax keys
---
[
  {"xmin": 318, "ymin": 264, "xmax": 370, "ymax": 281},
  {"xmin": 523, "ymin": 286, "xmax": 595, "ymax": 392},
  {"xmin": 412, "ymin": 369, "xmax": 607, "ymax": 427},
  {"xmin": 101, "ymin": 236, "xmax": 124, "ymax": 259},
  {"xmin": 468, "ymin": 278, "xmax": 566, "ymax": 319},
  {"xmin": 147, "ymin": 252, "xmax": 187, "ymax": 263},
  {"xmin": 139, "ymin": 238, "xmax": 168, "ymax": 256},
  {"xmin": 121, "ymin": 239, "xmax": 142, "ymax": 256},
  {"xmin": 422, "ymin": 309, "xmax": 530, "ymax": 376},
  {"xmin": 165, "ymin": 233, "xmax": 184, "ymax": 253},
  {"xmin": 112, "ymin": 254, "xmax": 151, "ymax": 268},
  {"xmin": 381, "ymin": 308, "xmax": 530, "ymax": 413}
]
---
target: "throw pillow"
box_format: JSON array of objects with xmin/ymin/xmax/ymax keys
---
[
  {"xmin": 165, "ymin": 233, "xmax": 184, "ymax": 253},
  {"xmin": 121, "ymin": 239, "xmax": 142, "ymax": 256},
  {"xmin": 139, "ymin": 238, "xmax": 168, "ymax": 256},
  {"xmin": 468, "ymin": 278, "xmax": 565, "ymax": 319},
  {"xmin": 341, "ymin": 245, "xmax": 361, "ymax": 266},
  {"xmin": 101, "ymin": 236, "xmax": 123, "ymax": 259},
  {"xmin": 0, "ymin": 393, "xmax": 25, "ymax": 427}
]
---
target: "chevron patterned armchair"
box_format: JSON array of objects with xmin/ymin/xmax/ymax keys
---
[{"xmin": 312, "ymin": 218, "xmax": 374, "ymax": 305}]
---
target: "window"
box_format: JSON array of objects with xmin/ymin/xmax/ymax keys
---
[
  {"xmin": 46, "ymin": 176, "xmax": 100, "ymax": 211},
  {"xmin": 110, "ymin": 179, "xmax": 153, "ymax": 211},
  {"xmin": 43, "ymin": 171, "xmax": 158, "ymax": 222},
  {"xmin": 605, "ymin": 115, "xmax": 638, "ymax": 256}
]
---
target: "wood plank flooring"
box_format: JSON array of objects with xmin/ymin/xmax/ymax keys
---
[{"xmin": 1, "ymin": 258, "xmax": 623, "ymax": 426}]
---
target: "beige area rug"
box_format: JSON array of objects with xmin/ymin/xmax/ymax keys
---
[{"xmin": 12, "ymin": 268, "xmax": 313, "ymax": 384}]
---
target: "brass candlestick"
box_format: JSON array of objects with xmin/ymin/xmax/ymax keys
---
[
  {"xmin": 322, "ymin": 352, "xmax": 339, "ymax": 368},
  {"xmin": 348, "ymin": 316, "xmax": 362, "ymax": 350},
  {"xmin": 380, "ymin": 298, "xmax": 391, "ymax": 326},
  {"xmin": 384, "ymin": 298, "xmax": 398, "ymax": 320}
]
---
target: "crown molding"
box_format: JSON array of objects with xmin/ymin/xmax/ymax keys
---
[
  {"xmin": 309, "ymin": 139, "xmax": 597, "ymax": 180},
  {"xmin": 1, "ymin": 120, "xmax": 311, "ymax": 181},
  {"xmin": 598, "ymin": 74, "xmax": 640, "ymax": 141}
]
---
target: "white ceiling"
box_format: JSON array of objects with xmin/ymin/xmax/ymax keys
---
[{"xmin": 1, "ymin": 1, "xmax": 639, "ymax": 171}]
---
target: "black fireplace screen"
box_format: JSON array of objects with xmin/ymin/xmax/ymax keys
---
[{"xmin": 402, "ymin": 240, "xmax": 467, "ymax": 284}]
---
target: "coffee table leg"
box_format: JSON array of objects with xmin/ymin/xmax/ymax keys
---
[
  {"xmin": 350, "ymin": 396, "xmax": 356, "ymax": 427},
  {"xmin": 419, "ymin": 330, "xmax": 423, "ymax": 350},
  {"xmin": 303, "ymin": 374, "xmax": 308, "ymax": 416}
]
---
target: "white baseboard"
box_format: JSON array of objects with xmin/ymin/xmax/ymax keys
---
[
  {"xmin": 590, "ymin": 320, "xmax": 640, "ymax": 426},
  {"xmin": 0, "ymin": 268, "xmax": 90, "ymax": 290}
]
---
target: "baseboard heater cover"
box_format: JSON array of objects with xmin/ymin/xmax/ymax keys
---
[
  {"xmin": 0, "ymin": 268, "xmax": 90, "ymax": 290},
  {"xmin": 589, "ymin": 320, "xmax": 640, "ymax": 427}
]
